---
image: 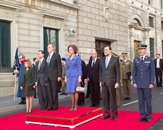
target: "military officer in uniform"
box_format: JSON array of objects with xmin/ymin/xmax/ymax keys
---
[
  {"xmin": 132, "ymin": 44, "xmax": 155, "ymax": 123},
  {"xmin": 121, "ymin": 53, "xmax": 132, "ymax": 100}
]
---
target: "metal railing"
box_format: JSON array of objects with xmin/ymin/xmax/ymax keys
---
[{"xmin": 0, "ymin": 62, "xmax": 12, "ymax": 73}]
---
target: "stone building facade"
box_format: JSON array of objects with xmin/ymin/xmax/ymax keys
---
[{"xmin": 1, "ymin": 0, "xmax": 163, "ymax": 96}]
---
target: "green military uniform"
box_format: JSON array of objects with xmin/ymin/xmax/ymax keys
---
[
  {"xmin": 121, "ymin": 53, "xmax": 132, "ymax": 100},
  {"xmin": 116, "ymin": 59, "xmax": 122, "ymax": 107},
  {"xmin": 61, "ymin": 62, "xmax": 66, "ymax": 94}
]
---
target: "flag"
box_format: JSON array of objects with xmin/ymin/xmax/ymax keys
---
[{"xmin": 12, "ymin": 48, "xmax": 19, "ymax": 73}]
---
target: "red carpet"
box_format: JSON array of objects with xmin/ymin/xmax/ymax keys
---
[{"xmin": 0, "ymin": 106, "xmax": 163, "ymax": 130}]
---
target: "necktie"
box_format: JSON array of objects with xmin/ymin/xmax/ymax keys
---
[
  {"xmin": 105, "ymin": 58, "xmax": 108, "ymax": 68},
  {"xmin": 47, "ymin": 54, "xmax": 51, "ymax": 66},
  {"xmin": 92, "ymin": 59, "xmax": 95, "ymax": 67},
  {"xmin": 38, "ymin": 60, "xmax": 41, "ymax": 70}
]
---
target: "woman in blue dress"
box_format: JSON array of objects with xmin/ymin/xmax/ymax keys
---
[{"xmin": 65, "ymin": 45, "xmax": 82, "ymax": 110}]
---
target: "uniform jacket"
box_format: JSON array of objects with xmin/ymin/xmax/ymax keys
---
[
  {"xmin": 99, "ymin": 56, "xmax": 120, "ymax": 87},
  {"xmin": 66, "ymin": 55, "xmax": 82, "ymax": 77},
  {"xmin": 120, "ymin": 59, "xmax": 133, "ymax": 79},
  {"xmin": 132, "ymin": 56, "xmax": 155, "ymax": 88},
  {"xmin": 62, "ymin": 63, "xmax": 66, "ymax": 79}
]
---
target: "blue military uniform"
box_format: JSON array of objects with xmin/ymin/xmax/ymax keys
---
[{"xmin": 132, "ymin": 45, "xmax": 155, "ymax": 120}]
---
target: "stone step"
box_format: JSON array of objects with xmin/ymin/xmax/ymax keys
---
[{"xmin": 0, "ymin": 86, "xmax": 15, "ymax": 97}]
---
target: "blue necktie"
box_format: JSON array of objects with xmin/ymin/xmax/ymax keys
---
[
  {"xmin": 47, "ymin": 54, "xmax": 51, "ymax": 66},
  {"xmin": 105, "ymin": 58, "xmax": 108, "ymax": 68}
]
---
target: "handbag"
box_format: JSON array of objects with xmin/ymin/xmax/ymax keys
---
[
  {"xmin": 29, "ymin": 83, "xmax": 35, "ymax": 90},
  {"xmin": 76, "ymin": 82, "xmax": 85, "ymax": 93}
]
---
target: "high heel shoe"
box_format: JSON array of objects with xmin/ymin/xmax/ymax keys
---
[
  {"xmin": 28, "ymin": 109, "xmax": 32, "ymax": 114},
  {"xmin": 69, "ymin": 107, "xmax": 74, "ymax": 111},
  {"xmin": 26, "ymin": 109, "xmax": 29, "ymax": 114},
  {"xmin": 74, "ymin": 107, "xmax": 77, "ymax": 111}
]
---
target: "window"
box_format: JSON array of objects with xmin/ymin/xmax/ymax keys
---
[
  {"xmin": 161, "ymin": 0, "xmax": 163, "ymax": 9},
  {"xmin": 149, "ymin": 16, "xmax": 154, "ymax": 28},
  {"xmin": 0, "ymin": 21, "xmax": 11, "ymax": 72},
  {"xmin": 43, "ymin": 28, "xmax": 59, "ymax": 57},
  {"xmin": 161, "ymin": 21, "xmax": 163, "ymax": 30},
  {"xmin": 148, "ymin": 0, "xmax": 151, "ymax": 5},
  {"xmin": 150, "ymin": 38, "xmax": 154, "ymax": 58},
  {"xmin": 132, "ymin": 18, "xmax": 141, "ymax": 26},
  {"xmin": 95, "ymin": 40, "xmax": 110, "ymax": 57}
]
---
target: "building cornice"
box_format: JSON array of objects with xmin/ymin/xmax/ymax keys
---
[
  {"xmin": 0, "ymin": 1, "xmax": 22, "ymax": 10},
  {"xmin": 39, "ymin": 10, "xmax": 68, "ymax": 20},
  {"xmin": 41, "ymin": 0, "xmax": 80, "ymax": 10},
  {"xmin": 129, "ymin": 24, "xmax": 151, "ymax": 31}
]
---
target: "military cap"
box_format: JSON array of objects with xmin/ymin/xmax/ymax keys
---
[
  {"xmin": 121, "ymin": 52, "xmax": 128, "ymax": 56},
  {"xmin": 61, "ymin": 58, "xmax": 66, "ymax": 61},
  {"xmin": 137, "ymin": 44, "xmax": 147, "ymax": 49}
]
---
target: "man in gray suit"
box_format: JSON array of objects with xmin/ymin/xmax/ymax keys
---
[
  {"xmin": 35, "ymin": 50, "xmax": 48, "ymax": 110},
  {"xmin": 99, "ymin": 46, "xmax": 120, "ymax": 121}
]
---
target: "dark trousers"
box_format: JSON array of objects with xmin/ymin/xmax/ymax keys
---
[
  {"xmin": 78, "ymin": 82, "xmax": 85, "ymax": 105},
  {"xmin": 90, "ymin": 80, "xmax": 100, "ymax": 106},
  {"xmin": 137, "ymin": 88, "xmax": 152, "ymax": 119},
  {"xmin": 86, "ymin": 82, "xmax": 90, "ymax": 97},
  {"xmin": 47, "ymin": 80, "xmax": 58, "ymax": 109},
  {"xmin": 102, "ymin": 85, "xmax": 117, "ymax": 117},
  {"xmin": 38, "ymin": 84, "xmax": 48, "ymax": 110},
  {"xmin": 156, "ymin": 68, "xmax": 162, "ymax": 87},
  {"xmin": 34, "ymin": 88, "xmax": 37, "ymax": 97}
]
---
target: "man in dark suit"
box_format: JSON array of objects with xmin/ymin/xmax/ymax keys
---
[
  {"xmin": 133, "ymin": 44, "xmax": 155, "ymax": 123},
  {"xmin": 35, "ymin": 50, "xmax": 48, "ymax": 110},
  {"xmin": 154, "ymin": 53, "xmax": 163, "ymax": 87},
  {"xmin": 88, "ymin": 50, "xmax": 100, "ymax": 107},
  {"xmin": 46, "ymin": 44, "xmax": 62, "ymax": 110},
  {"xmin": 33, "ymin": 57, "xmax": 38, "ymax": 98},
  {"xmin": 99, "ymin": 46, "xmax": 120, "ymax": 121}
]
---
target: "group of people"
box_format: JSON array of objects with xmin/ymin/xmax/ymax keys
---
[{"xmin": 15, "ymin": 43, "xmax": 155, "ymax": 123}]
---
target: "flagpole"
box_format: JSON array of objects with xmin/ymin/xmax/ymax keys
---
[{"xmin": 13, "ymin": 67, "xmax": 18, "ymax": 101}]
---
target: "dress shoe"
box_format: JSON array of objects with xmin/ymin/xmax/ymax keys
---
[
  {"xmin": 112, "ymin": 116, "xmax": 117, "ymax": 121},
  {"xmin": 138, "ymin": 118, "xmax": 146, "ymax": 122},
  {"xmin": 94, "ymin": 104, "xmax": 99, "ymax": 108},
  {"xmin": 60, "ymin": 93, "xmax": 65, "ymax": 95},
  {"xmin": 90, "ymin": 105, "xmax": 95, "ymax": 107},
  {"xmin": 47, "ymin": 108, "xmax": 52, "ymax": 111},
  {"xmin": 102, "ymin": 115, "xmax": 110, "ymax": 120},
  {"xmin": 123, "ymin": 98, "xmax": 128, "ymax": 100},
  {"xmin": 19, "ymin": 101, "xmax": 23, "ymax": 104},
  {"xmin": 65, "ymin": 93, "xmax": 68, "ymax": 95},
  {"xmin": 80, "ymin": 103, "xmax": 84, "ymax": 106},
  {"xmin": 146, "ymin": 118, "xmax": 151, "ymax": 123},
  {"xmin": 52, "ymin": 108, "xmax": 58, "ymax": 111},
  {"xmin": 127, "ymin": 98, "xmax": 131, "ymax": 100}
]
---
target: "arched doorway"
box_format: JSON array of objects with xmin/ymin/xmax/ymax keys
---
[{"xmin": 129, "ymin": 15, "xmax": 150, "ymax": 60}]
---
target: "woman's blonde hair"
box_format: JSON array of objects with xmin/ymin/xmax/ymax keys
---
[{"xmin": 25, "ymin": 60, "xmax": 32, "ymax": 68}]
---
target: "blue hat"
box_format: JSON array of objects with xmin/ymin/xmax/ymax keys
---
[
  {"xmin": 61, "ymin": 58, "xmax": 66, "ymax": 61},
  {"xmin": 138, "ymin": 44, "xmax": 147, "ymax": 49}
]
